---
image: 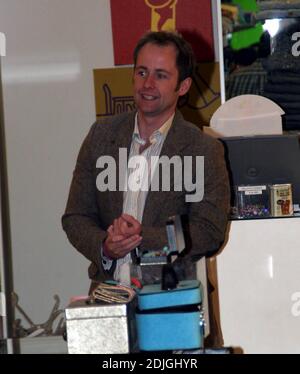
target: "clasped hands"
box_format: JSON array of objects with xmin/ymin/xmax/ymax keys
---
[{"xmin": 103, "ymin": 213, "xmax": 142, "ymax": 259}]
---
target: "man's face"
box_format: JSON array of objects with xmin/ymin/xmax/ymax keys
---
[{"xmin": 133, "ymin": 43, "xmax": 191, "ymax": 121}]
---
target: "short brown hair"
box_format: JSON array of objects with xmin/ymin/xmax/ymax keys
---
[{"xmin": 133, "ymin": 31, "xmax": 196, "ymax": 84}]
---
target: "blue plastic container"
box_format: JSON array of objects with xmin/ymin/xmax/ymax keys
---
[{"xmin": 136, "ymin": 280, "xmax": 203, "ymax": 351}]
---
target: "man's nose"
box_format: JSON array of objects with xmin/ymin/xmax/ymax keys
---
[{"xmin": 143, "ymin": 74, "xmax": 155, "ymax": 88}]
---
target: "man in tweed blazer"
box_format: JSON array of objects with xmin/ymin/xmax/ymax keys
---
[{"xmin": 62, "ymin": 31, "xmax": 229, "ymax": 287}]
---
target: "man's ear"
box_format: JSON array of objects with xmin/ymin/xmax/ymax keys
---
[{"xmin": 178, "ymin": 77, "xmax": 192, "ymax": 96}]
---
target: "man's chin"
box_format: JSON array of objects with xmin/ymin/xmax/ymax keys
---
[
  {"xmin": 137, "ymin": 106, "xmax": 160, "ymax": 117},
  {"xmin": 143, "ymin": 110, "xmax": 159, "ymax": 117}
]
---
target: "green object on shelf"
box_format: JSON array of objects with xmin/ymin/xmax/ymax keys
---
[
  {"xmin": 230, "ymin": 22, "xmax": 263, "ymax": 50},
  {"xmin": 232, "ymin": 0, "xmax": 258, "ymax": 13}
]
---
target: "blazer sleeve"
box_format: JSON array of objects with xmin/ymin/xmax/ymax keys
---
[
  {"xmin": 61, "ymin": 123, "xmax": 115, "ymax": 280},
  {"xmin": 186, "ymin": 138, "xmax": 230, "ymax": 259}
]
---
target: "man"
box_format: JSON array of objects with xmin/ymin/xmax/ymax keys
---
[{"xmin": 62, "ymin": 30, "xmax": 229, "ymax": 297}]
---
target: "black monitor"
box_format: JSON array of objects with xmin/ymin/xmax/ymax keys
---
[{"xmin": 220, "ymin": 134, "xmax": 300, "ymax": 215}]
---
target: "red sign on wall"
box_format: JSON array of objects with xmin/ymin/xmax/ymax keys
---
[{"xmin": 110, "ymin": 0, "xmax": 214, "ymax": 65}]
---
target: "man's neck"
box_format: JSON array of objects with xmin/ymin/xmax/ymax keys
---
[{"xmin": 137, "ymin": 111, "xmax": 175, "ymax": 141}]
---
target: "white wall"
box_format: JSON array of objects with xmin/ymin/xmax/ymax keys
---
[
  {"xmin": 0, "ymin": 0, "xmax": 114, "ymax": 326},
  {"xmin": 217, "ymin": 218, "xmax": 300, "ymax": 353}
]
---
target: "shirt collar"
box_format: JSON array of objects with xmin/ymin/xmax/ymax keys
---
[{"xmin": 133, "ymin": 113, "xmax": 175, "ymax": 145}]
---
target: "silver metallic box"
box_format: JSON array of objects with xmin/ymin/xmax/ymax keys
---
[{"xmin": 65, "ymin": 299, "xmax": 137, "ymax": 354}]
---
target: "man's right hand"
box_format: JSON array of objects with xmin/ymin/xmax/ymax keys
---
[{"xmin": 113, "ymin": 214, "xmax": 142, "ymax": 237}]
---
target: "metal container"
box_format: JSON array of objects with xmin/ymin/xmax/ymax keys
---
[{"xmin": 65, "ymin": 299, "xmax": 137, "ymax": 354}]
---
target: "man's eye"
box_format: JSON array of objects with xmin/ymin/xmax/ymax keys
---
[
  {"xmin": 137, "ymin": 70, "xmax": 147, "ymax": 77},
  {"xmin": 157, "ymin": 73, "xmax": 167, "ymax": 79}
]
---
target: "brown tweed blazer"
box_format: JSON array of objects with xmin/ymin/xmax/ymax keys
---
[{"xmin": 62, "ymin": 110, "xmax": 230, "ymax": 282}]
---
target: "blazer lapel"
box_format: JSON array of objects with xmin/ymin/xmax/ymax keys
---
[{"xmin": 108, "ymin": 112, "xmax": 136, "ymax": 219}]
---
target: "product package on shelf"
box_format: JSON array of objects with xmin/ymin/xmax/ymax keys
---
[
  {"xmin": 234, "ymin": 185, "xmax": 270, "ymax": 219},
  {"xmin": 270, "ymin": 183, "xmax": 293, "ymax": 217}
]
